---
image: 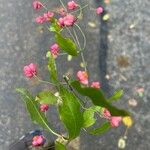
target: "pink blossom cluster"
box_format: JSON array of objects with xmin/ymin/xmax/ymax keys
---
[
  {"xmin": 35, "ymin": 11, "xmax": 54, "ymax": 24},
  {"xmin": 57, "ymin": 1, "xmax": 78, "ymax": 27},
  {"xmin": 67, "ymin": 1, "xmax": 78, "ymax": 10},
  {"xmin": 32, "ymin": 135, "xmax": 45, "ymax": 146},
  {"xmin": 23, "ymin": 63, "xmax": 37, "ymax": 78},
  {"xmin": 50, "ymin": 43, "xmax": 60, "ymax": 58},
  {"xmin": 32, "ymin": 1, "xmax": 54, "ymax": 23},
  {"xmin": 32, "ymin": 1, "xmax": 42, "ymax": 10},
  {"xmin": 76, "ymin": 71, "xmax": 101, "ymax": 89},
  {"xmin": 58, "ymin": 14, "xmax": 76, "ymax": 27},
  {"xmin": 103, "ymin": 109, "xmax": 122, "ymax": 127}
]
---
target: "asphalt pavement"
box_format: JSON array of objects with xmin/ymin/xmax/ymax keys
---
[{"xmin": 0, "ymin": 0, "xmax": 149, "ymax": 149}]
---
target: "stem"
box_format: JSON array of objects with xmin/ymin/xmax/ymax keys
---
[
  {"xmin": 72, "ymin": 27, "xmax": 87, "ymax": 72},
  {"xmin": 63, "ymin": 75, "xmax": 86, "ymax": 108},
  {"xmin": 34, "ymin": 75, "xmax": 56, "ymax": 86},
  {"xmin": 34, "ymin": 75, "xmax": 66, "ymax": 86},
  {"xmin": 63, "ymin": 77, "xmax": 105, "ymax": 122},
  {"xmin": 71, "ymin": 4, "xmax": 89, "ymax": 14},
  {"xmin": 58, "ymin": 53, "xmax": 68, "ymax": 56},
  {"xmin": 59, "ymin": 0, "xmax": 67, "ymax": 11},
  {"xmin": 77, "ymin": 5, "xmax": 83, "ymax": 19},
  {"xmin": 66, "ymin": 27, "xmax": 77, "ymax": 44},
  {"xmin": 123, "ymin": 127, "xmax": 129, "ymax": 138},
  {"xmin": 75, "ymin": 23, "xmax": 87, "ymax": 51},
  {"xmin": 41, "ymin": 3, "xmax": 48, "ymax": 11},
  {"xmin": 72, "ymin": 28, "xmax": 80, "ymax": 49}
]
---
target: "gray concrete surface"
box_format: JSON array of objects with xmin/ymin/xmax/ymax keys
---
[{"xmin": 0, "ymin": 0, "xmax": 150, "ymax": 149}]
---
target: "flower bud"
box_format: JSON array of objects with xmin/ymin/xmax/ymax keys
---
[
  {"xmin": 67, "ymin": 1, "xmax": 78, "ymax": 10},
  {"xmin": 32, "ymin": 135, "xmax": 45, "ymax": 146},
  {"xmin": 110, "ymin": 116, "xmax": 122, "ymax": 127},
  {"xmin": 77, "ymin": 71, "xmax": 88, "ymax": 85},
  {"xmin": 23, "ymin": 63, "xmax": 37, "ymax": 78},
  {"xmin": 96, "ymin": 6, "xmax": 104, "ymax": 15},
  {"xmin": 91, "ymin": 81, "xmax": 101, "ymax": 89},
  {"xmin": 32, "ymin": 1, "xmax": 42, "ymax": 10},
  {"xmin": 40, "ymin": 104, "xmax": 49, "ymax": 112}
]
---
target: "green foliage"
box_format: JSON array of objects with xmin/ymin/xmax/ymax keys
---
[
  {"xmin": 16, "ymin": 88, "xmax": 56, "ymax": 134},
  {"xmin": 71, "ymin": 81, "xmax": 129, "ymax": 116},
  {"xmin": 55, "ymin": 141, "xmax": 67, "ymax": 150},
  {"xmin": 83, "ymin": 106, "xmax": 102, "ymax": 128},
  {"xmin": 89, "ymin": 122, "xmax": 111, "ymax": 135},
  {"xmin": 37, "ymin": 91, "xmax": 57, "ymax": 105},
  {"xmin": 58, "ymin": 85, "xmax": 83, "ymax": 140},
  {"xmin": 55, "ymin": 33, "xmax": 78, "ymax": 56},
  {"xmin": 108, "ymin": 89, "xmax": 123, "ymax": 103},
  {"xmin": 47, "ymin": 51, "xmax": 58, "ymax": 83},
  {"xmin": 49, "ymin": 19, "xmax": 61, "ymax": 33}
]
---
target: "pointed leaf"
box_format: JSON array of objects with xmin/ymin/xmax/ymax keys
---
[
  {"xmin": 83, "ymin": 106, "xmax": 102, "ymax": 128},
  {"xmin": 37, "ymin": 91, "xmax": 57, "ymax": 105},
  {"xmin": 108, "ymin": 89, "xmax": 123, "ymax": 103},
  {"xmin": 55, "ymin": 33, "xmax": 78, "ymax": 56},
  {"xmin": 16, "ymin": 88, "xmax": 56, "ymax": 134},
  {"xmin": 58, "ymin": 85, "xmax": 83, "ymax": 140},
  {"xmin": 55, "ymin": 141, "xmax": 67, "ymax": 150},
  {"xmin": 89, "ymin": 122, "xmax": 111, "ymax": 135},
  {"xmin": 83, "ymin": 108, "xmax": 96, "ymax": 128},
  {"xmin": 71, "ymin": 81, "xmax": 130, "ymax": 116},
  {"xmin": 47, "ymin": 51, "xmax": 58, "ymax": 83}
]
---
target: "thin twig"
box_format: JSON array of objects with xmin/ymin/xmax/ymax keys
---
[
  {"xmin": 71, "ymin": 4, "xmax": 89, "ymax": 14},
  {"xmin": 72, "ymin": 27, "xmax": 87, "ymax": 72},
  {"xmin": 59, "ymin": 0, "xmax": 67, "ymax": 11},
  {"xmin": 75, "ymin": 23, "xmax": 87, "ymax": 51}
]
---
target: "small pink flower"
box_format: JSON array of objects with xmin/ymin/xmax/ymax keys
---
[
  {"xmin": 110, "ymin": 116, "xmax": 122, "ymax": 127},
  {"xmin": 50, "ymin": 43, "xmax": 60, "ymax": 58},
  {"xmin": 23, "ymin": 63, "xmax": 37, "ymax": 78},
  {"xmin": 77, "ymin": 71, "xmax": 88, "ymax": 85},
  {"xmin": 67, "ymin": 1, "xmax": 78, "ymax": 10},
  {"xmin": 96, "ymin": 6, "xmax": 104, "ymax": 15},
  {"xmin": 103, "ymin": 108, "xmax": 111, "ymax": 119},
  {"xmin": 43, "ymin": 11, "xmax": 54, "ymax": 21},
  {"xmin": 35, "ymin": 16, "xmax": 45, "ymax": 24},
  {"xmin": 32, "ymin": 135, "xmax": 45, "ymax": 146},
  {"xmin": 58, "ymin": 14, "xmax": 76, "ymax": 27},
  {"xmin": 32, "ymin": 1, "xmax": 42, "ymax": 10},
  {"xmin": 63, "ymin": 14, "xmax": 76, "ymax": 26},
  {"xmin": 40, "ymin": 104, "xmax": 49, "ymax": 112},
  {"xmin": 58, "ymin": 17, "xmax": 65, "ymax": 27},
  {"xmin": 91, "ymin": 81, "xmax": 101, "ymax": 89},
  {"xmin": 58, "ymin": 7, "xmax": 67, "ymax": 16}
]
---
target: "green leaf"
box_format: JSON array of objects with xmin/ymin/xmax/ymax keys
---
[
  {"xmin": 58, "ymin": 85, "xmax": 83, "ymax": 140},
  {"xmin": 47, "ymin": 51, "xmax": 58, "ymax": 83},
  {"xmin": 83, "ymin": 106, "xmax": 102, "ymax": 128},
  {"xmin": 108, "ymin": 89, "xmax": 123, "ymax": 103},
  {"xmin": 55, "ymin": 33, "xmax": 78, "ymax": 56},
  {"xmin": 37, "ymin": 91, "xmax": 57, "ymax": 105},
  {"xmin": 16, "ymin": 88, "xmax": 56, "ymax": 134},
  {"xmin": 89, "ymin": 122, "xmax": 111, "ymax": 135},
  {"xmin": 49, "ymin": 19, "xmax": 61, "ymax": 33},
  {"xmin": 71, "ymin": 81, "xmax": 130, "ymax": 116},
  {"xmin": 83, "ymin": 108, "xmax": 96, "ymax": 128},
  {"xmin": 55, "ymin": 141, "xmax": 67, "ymax": 150}
]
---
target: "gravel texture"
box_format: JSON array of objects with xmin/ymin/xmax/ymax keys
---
[{"xmin": 0, "ymin": 0, "xmax": 149, "ymax": 149}]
